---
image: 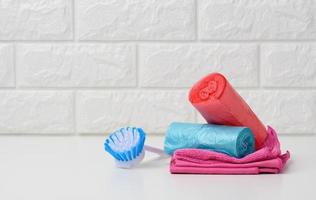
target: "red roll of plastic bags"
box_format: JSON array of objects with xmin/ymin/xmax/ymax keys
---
[{"xmin": 189, "ymin": 73, "xmax": 267, "ymax": 149}]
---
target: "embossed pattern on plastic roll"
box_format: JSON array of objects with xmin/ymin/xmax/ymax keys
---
[
  {"xmin": 164, "ymin": 122, "xmax": 255, "ymax": 158},
  {"xmin": 189, "ymin": 73, "xmax": 267, "ymax": 149}
]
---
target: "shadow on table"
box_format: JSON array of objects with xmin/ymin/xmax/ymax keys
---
[{"xmin": 137, "ymin": 155, "xmax": 170, "ymax": 169}]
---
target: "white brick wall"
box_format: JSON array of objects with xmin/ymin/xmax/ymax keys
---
[
  {"xmin": 0, "ymin": 91, "xmax": 74, "ymax": 134},
  {"xmin": 17, "ymin": 44, "xmax": 136, "ymax": 87},
  {"xmin": 0, "ymin": 0, "xmax": 72, "ymax": 40},
  {"xmin": 199, "ymin": 0, "xmax": 316, "ymax": 40},
  {"xmin": 77, "ymin": 0, "xmax": 195, "ymax": 40},
  {"xmin": 0, "ymin": 0, "xmax": 315, "ymax": 135},
  {"xmin": 77, "ymin": 91, "xmax": 194, "ymax": 134},
  {"xmin": 139, "ymin": 44, "xmax": 258, "ymax": 87}
]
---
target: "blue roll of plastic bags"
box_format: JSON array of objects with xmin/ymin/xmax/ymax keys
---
[{"xmin": 164, "ymin": 122, "xmax": 255, "ymax": 158}]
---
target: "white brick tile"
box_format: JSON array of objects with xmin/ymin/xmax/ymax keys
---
[
  {"xmin": 239, "ymin": 90, "xmax": 316, "ymax": 134},
  {"xmin": 196, "ymin": 90, "xmax": 316, "ymax": 134},
  {"xmin": 77, "ymin": 0, "xmax": 195, "ymax": 40},
  {"xmin": 17, "ymin": 44, "xmax": 136, "ymax": 87},
  {"xmin": 262, "ymin": 44, "xmax": 316, "ymax": 87},
  {"xmin": 139, "ymin": 44, "xmax": 258, "ymax": 87},
  {"xmin": 76, "ymin": 91, "xmax": 195, "ymax": 134},
  {"xmin": 199, "ymin": 0, "xmax": 316, "ymax": 40},
  {"xmin": 0, "ymin": 44, "xmax": 14, "ymax": 87},
  {"xmin": 0, "ymin": 0, "xmax": 72, "ymax": 40},
  {"xmin": 0, "ymin": 91, "xmax": 74, "ymax": 134}
]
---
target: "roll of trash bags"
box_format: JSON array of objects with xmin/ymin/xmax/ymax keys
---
[
  {"xmin": 164, "ymin": 122, "xmax": 255, "ymax": 158},
  {"xmin": 189, "ymin": 73, "xmax": 267, "ymax": 149}
]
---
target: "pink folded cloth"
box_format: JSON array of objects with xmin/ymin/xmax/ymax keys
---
[{"xmin": 170, "ymin": 126, "xmax": 290, "ymax": 174}]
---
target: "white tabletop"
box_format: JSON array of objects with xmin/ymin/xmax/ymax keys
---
[{"xmin": 0, "ymin": 135, "xmax": 314, "ymax": 200}]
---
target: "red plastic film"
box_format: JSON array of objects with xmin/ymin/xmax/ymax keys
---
[{"xmin": 189, "ymin": 73, "xmax": 267, "ymax": 149}]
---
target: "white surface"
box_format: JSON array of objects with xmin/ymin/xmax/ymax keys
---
[{"xmin": 0, "ymin": 135, "xmax": 314, "ymax": 200}]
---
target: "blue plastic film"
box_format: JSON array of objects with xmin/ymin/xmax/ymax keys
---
[{"xmin": 164, "ymin": 122, "xmax": 255, "ymax": 158}]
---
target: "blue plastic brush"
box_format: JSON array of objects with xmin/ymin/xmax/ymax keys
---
[{"xmin": 104, "ymin": 127, "xmax": 165, "ymax": 168}]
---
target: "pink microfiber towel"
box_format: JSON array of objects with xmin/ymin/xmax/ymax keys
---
[{"xmin": 170, "ymin": 126, "xmax": 290, "ymax": 174}]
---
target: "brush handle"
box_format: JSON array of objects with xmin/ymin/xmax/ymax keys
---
[{"xmin": 144, "ymin": 145, "xmax": 167, "ymax": 156}]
